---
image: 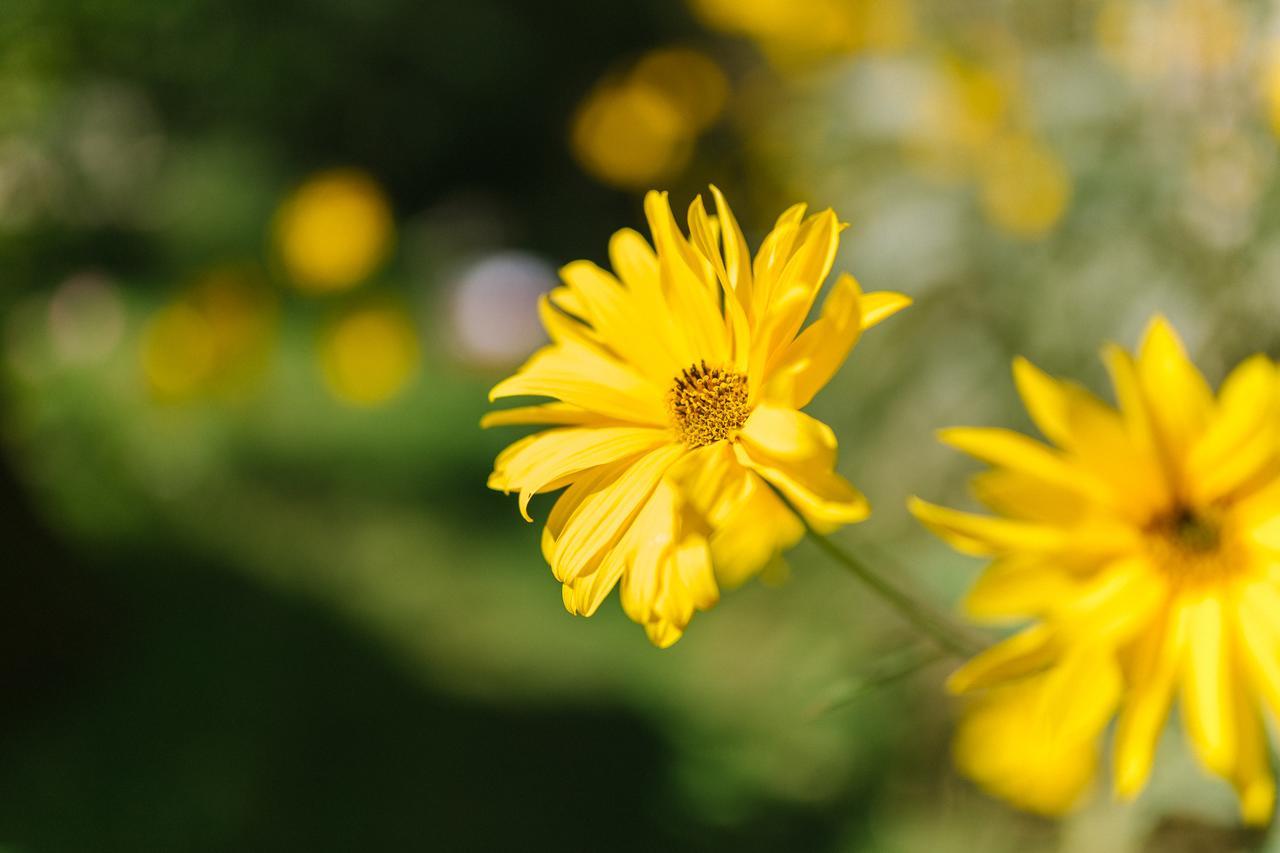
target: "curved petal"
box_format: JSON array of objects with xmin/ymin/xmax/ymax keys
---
[
  {"xmin": 1114, "ymin": 598, "xmax": 1185, "ymax": 799},
  {"xmin": 953, "ymin": 670, "xmax": 1103, "ymax": 817},
  {"xmin": 550, "ymin": 443, "xmax": 686, "ymax": 583},
  {"xmin": 1180, "ymin": 593, "xmax": 1236, "ymax": 776},
  {"xmin": 559, "ymin": 259, "xmax": 681, "ymax": 382},
  {"xmin": 481, "ymin": 402, "xmax": 618, "ymax": 429},
  {"xmin": 735, "ymin": 404, "xmax": 868, "ymax": 531},
  {"xmin": 489, "ymin": 339, "xmax": 668, "ymax": 426},
  {"xmin": 643, "ymin": 191, "xmax": 728, "ymax": 364},
  {"xmin": 709, "ymin": 470, "xmax": 804, "ymax": 589},
  {"xmin": 962, "ymin": 556, "xmax": 1079, "ymax": 622},
  {"xmin": 488, "ymin": 426, "xmax": 669, "ymax": 520},
  {"xmin": 859, "ymin": 291, "xmax": 912, "ymax": 331},
  {"xmin": 947, "ymin": 624, "xmax": 1058, "ymax": 693},
  {"xmin": 909, "ymin": 498, "xmax": 1070, "ymax": 556},
  {"xmin": 1188, "ymin": 355, "xmax": 1280, "ymax": 504},
  {"xmin": 764, "ymin": 273, "xmax": 863, "ymax": 408},
  {"xmin": 938, "ymin": 426, "xmax": 1112, "ymax": 504},
  {"xmin": 1134, "ymin": 317, "xmax": 1214, "ymax": 487}
]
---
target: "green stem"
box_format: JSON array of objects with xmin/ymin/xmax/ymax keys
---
[
  {"xmin": 809, "ymin": 645, "xmax": 949, "ymax": 717},
  {"xmin": 805, "ymin": 526, "xmax": 979, "ymax": 658}
]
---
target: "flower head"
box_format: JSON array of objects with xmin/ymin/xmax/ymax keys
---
[
  {"xmin": 911, "ymin": 317, "xmax": 1280, "ymax": 823},
  {"xmin": 485, "ymin": 188, "xmax": 910, "ymax": 646}
]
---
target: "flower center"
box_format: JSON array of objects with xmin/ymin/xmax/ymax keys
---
[
  {"xmin": 1144, "ymin": 505, "xmax": 1239, "ymax": 585},
  {"xmin": 667, "ymin": 361, "xmax": 750, "ymax": 447}
]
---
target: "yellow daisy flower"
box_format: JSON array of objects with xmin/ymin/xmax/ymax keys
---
[
  {"xmin": 911, "ymin": 317, "xmax": 1280, "ymax": 823},
  {"xmin": 484, "ymin": 188, "xmax": 910, "ymax": 647}
]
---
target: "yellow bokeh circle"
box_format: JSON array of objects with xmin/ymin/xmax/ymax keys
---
[
  {"xmin": 979, "ymin": 135, "xmax": 1072, "ymax": 238},
  {"xmin": 274, "ymin": 169, "xmax": 394, "ymax": 294},
  {"xmin": 319, "ymin": 303, "xmax": 420, "ymax": 407}
]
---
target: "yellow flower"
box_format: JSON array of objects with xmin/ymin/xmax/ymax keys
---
[
  {"xmin": 911, "ymin": 317, "xmax": 1280, "ymax": 823},
  {"xmin": 485, "ymin": 188, "xmax": 910, "ymax": 647}
]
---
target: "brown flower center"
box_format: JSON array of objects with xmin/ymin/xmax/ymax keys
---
[
  {"xmin": 1144, "ymin": 505, "xmax": 1240, "ymax": 585},
  {"xmin": 668, "ymin": 361, "xmax": 750, "ymax": 447}
]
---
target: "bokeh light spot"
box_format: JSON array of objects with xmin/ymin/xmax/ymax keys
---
[
  {"xmin": 48, "ymin": 272, "xmax": 126, "ymax": 366},
  {"xmin": 274, "ymin": 169, "xmax": 394, "ymax": 294},
  {"xmin": 448, "ymin": 251, "xmax": 554, "ymax": 367},
  {"xmin": 141, "ymin": 267, "xmax": 277, "ymax": 401},
  {"xmin": 979, "ymin": 135, "xmax": 1072, "ymax": 238},
  {"xmin": 570, "ymin": 47, "xmax": 728, "ymax": 189},
  {"xmin": 320, "ymin": 303, "xmax": 420, "ymax": 407}
]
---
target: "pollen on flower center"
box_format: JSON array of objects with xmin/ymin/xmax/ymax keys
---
[
  {"xmin": 1144, "ymin": 505, "xmax": 1240, "ymax": 584},
  {"xmin": 667, "ymin": 361, "xmax": 750, "ymax": 447}
]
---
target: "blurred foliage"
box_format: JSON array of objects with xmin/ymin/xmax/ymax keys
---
[{"xmin": 4, "ymin": 0, "xmax": 1280, "ymax": 850}]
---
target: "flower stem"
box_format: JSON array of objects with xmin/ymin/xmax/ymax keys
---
[{"xmin": 805, "ymin": 526, "xmax": 980, "ymax": 657}]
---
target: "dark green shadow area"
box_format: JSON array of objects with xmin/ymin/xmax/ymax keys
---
[{"xmin": 0, "ymin": 468, "xmax": 845, "ymax": 853}]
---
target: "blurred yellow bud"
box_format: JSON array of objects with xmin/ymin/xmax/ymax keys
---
[
  {"xmin": 979, "ymin": 135, "xmax": 1071, "ymax": 238},
  {"xmin": 320, "ymin": 303, "xmax": 419, "ymax": 407},
  {"xmin": 689, "ymin": 0, "xmax": 913, "ymax": 69},
  {"xmin": 570, "ymin": 47, "xmax": 728, "ymax": 189},
  {"xmin": 571, "ymin": 80, "xmax": 691, "ymax": 189},
  {"xmin": 908, "ymin": 56, "xmax": 1019, "ymax": 183},
  {"xmin": 275, "ymin": 169, "xmax": 393, "ymax": 294},
  {"xmin": 142, "ymin": 267, "xmax": 276, "ymax": 401},
  {"xmin": 630, "ymin": 48, "xmax": 729, "ymax": 131},
  {"xmin": 142, "ymin": 303, "xmax": 217, "ymax": 400}
]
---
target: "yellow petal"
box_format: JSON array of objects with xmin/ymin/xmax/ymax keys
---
[
  {"xmin": 708, "ymin": 469, "xmax": 804, "ymax": 589},
  {"xmin": 551, "ymin": 444, "xmax": 686, "ymax": 583},
  {"xmin": 1012, "ymin": 356, "xmax": 1077, "ymax": 447},
  {"xmin": 962, "ymin": 556, "xmax": 1079, "ymax": 622},
  {"xmin": 607, "ymin": 227, "xmax": 660, "ymax": 294},
  {"xmin": 644, "ymin": 619, "xmax": 683, "ymax": 649},
  {"xmin": 674, "ymin": 530, "xmax": 719, "ymax": 611},
  {"xmin": 488, "ymin": 426, "xmax": 668, "ymax": 520},
  {"xmin": 1033, "ymin": 645, "xmax": 1123, "ymax": 743},
  {"xmin": 618, "ymin": 478, "xmax": 679, "ymax": 625},
  {"xmin": 481, "ymin": 402, "xmax": 615, "ymax": 429},
  {"xmin": 1020, "ymin": 353, "xmax": 1170, "ymax": 519},
  {"xmin": 909, "ymin": 497, "xmax": 1068, "ymax": 556},
  {"xmin": 559, "ymin": 259, "xmax": 681, "ymax": 383},
  {"xmin": 643, "ymin": 191, "xmax": 728, "ymax": 364},
  {"xmin": 939, "ymin": 426, "xmax": 1112, "ymax": 504},
  {"xmin": 489, "ymin": 339, "xmax": 668, "ymax": 426},
  {"xmin": 969, "ymin": 468, "xmax": 1089, "ymax": 523},
  {"xmin": 687, "ymin": 194, "xmax": 751, "ymax": 372},
  {"xmin": 750, "ymin": 203, "xmax": 806, "ymax": 315},
  {"xmin": 1187, "ymin": 355, "xmax": 1279, "ymax": 504},
  {"xmin": 1114, "ymin": 599, "xmax": 1185, "ymax": 799},
  {"xmin": 764, "ymin": 274, "xmax": 868, "ymax": 409},
  {"xmin": 607, "ymin": 226, "xmax": 690, "ymax": 372},
  {"xmin": 1226, "ymin": 676, "xmax": 1276, "ymax": 826},
  {"xmin": 736, "ymin": 406, "xmax": 868, "ymax": 531},
  {"xmin": 1180, "ymin": 593, "xmax": 1236, "ymax": 776},
  {"xmin": 858, "ymin": 290, "xmax": 912, "ymax": 330},
  {"xmin": 1234, "ymin": 582, "xmax": 1280, "ymax": 722},
  {"xmin": 710, "ymin": 185, "xmax": 754, "ymax": 313},
  {"xmin": 1052, "ymin": 556, "xmax": 1165, "ymax": 646},
  {"xmin": 947, "ymin": 624, "xmax": 1058, "ymax": 694},
  {"xmin": 1102, "ymin": 342, "xmax": 1175, "ymax": 502},
  {"xmin": 1135, "ymin": 316, "xmax": 1214, "ymax": 481},
  {"xmin": 561, "ymin": 543, "xmax": 627, "ymax": 617},
  {"xmin": 953, "ymin": 672, "xmax": 1100, "ymax": 817},
  {"xmin": 755, "ymin": 209, "xmax": 841, "ymax": 360}
]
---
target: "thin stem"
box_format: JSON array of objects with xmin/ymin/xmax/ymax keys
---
[
  {"xmin": 805, "ymin": 525, "xmax": 980, "ymax": 657},
  {"xmin": 808, "ymin": 645, "xmax": 949, "ymax": 718}
]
